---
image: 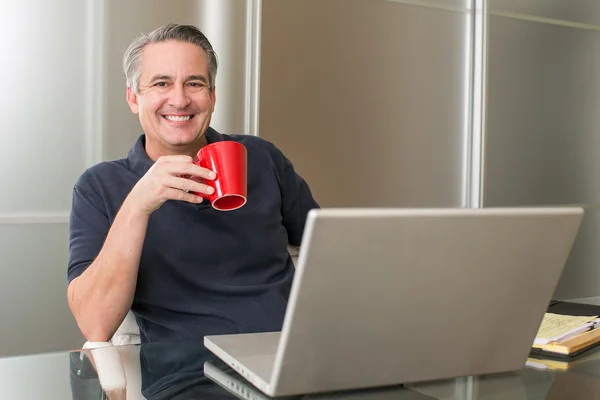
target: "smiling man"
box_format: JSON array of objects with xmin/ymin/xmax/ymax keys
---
[
  {"xmin": 126, "ymin": 38, "xmax": 216, "ymax": 161},
  {"xmin": 67, "ymin": 24, "xmax": 319, "ymax": 343}
]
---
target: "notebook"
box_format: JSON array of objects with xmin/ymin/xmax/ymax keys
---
[{"xmin": 531, "ymin": 302, "xmax": 600, "ymax": 360}]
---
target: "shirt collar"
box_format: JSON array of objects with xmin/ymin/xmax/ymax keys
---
[{"xmin": 127, "ymin": 127, "xmax": 224, "ymax": 177}]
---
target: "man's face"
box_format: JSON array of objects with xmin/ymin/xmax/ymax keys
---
[{"xmin": 126, "ymin": 40, "xmax": 216, "ymax": 158}]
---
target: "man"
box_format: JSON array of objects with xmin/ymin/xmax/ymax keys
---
[{"xmin": 67, "ymin": 23, "xmax": 319, "ymax": 343}]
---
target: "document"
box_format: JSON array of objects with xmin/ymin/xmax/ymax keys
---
[{"xmin": 534, "ymin": 313, "xmax": 599, "ymax": 345}]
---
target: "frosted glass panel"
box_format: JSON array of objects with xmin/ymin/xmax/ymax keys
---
[
  {"xmin": 555, "ymin": 207, "xmax": 600, "ymax": 300},
  {"xmin": 381, "ymin": 0, "xmax": 468, "ymax": 9},
  {"xmin": 0, "ymin": 0, "xmax": 88, "ymax": 214},
  {"xmin": 0, "ymin": 223, "xmax": 83, "ymax": 357},
  {"xmin": 490, "ymin": 0, "xmax": 600, "ymax": 26},
  {"xmin": 485, "ymin": 15, "xmax": 600, "ymax": 298},
  {"xmin": 485, "ymin": 18, "xmax": 600, "ymax": 207},
  {"xmin": 260, "ymin": 0, "xmax": 470, "ymax": 207}
]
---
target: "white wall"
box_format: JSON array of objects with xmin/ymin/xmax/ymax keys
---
[
  {"xmin": 0, "ymin": 0, "xmax": 91, "ymax": 357},
  {"xmin": 0, "ymin": 0, "xmax": 251, "ymax": 357}
]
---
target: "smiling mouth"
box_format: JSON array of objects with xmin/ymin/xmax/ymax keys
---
[{"xmin": 163, "ymin": 115, "xmax": 195, "ymax": 122}]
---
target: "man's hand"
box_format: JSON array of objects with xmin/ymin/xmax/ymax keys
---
[{"xmin": 127, "ymin": 155, "xmax": 216, "ymax": 216}]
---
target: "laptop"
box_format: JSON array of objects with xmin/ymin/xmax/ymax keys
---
[
  {"xmin": 203, "ymin": 359, "xmax": 437, "ymax": 400},
  {"xmin": 204, "ymin": 207, "xmax": 584, "ymax": 397}
]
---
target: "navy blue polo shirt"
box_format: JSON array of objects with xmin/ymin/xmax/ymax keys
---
[{"xmin": 68, "ymin": 128, "xmax": 319, "ymax": 343}]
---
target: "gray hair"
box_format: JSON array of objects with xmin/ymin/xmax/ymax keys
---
[{"xmin": 123, "ymin": 23, "xmax": 218, "ymax": 94}]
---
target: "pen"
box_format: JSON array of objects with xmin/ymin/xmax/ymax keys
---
[{"xmin": 558, "ymin": 323, "xmax": 598, "ymax": 342}]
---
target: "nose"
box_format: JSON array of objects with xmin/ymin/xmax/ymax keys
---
[{"xmin": 168, "ymin": 84, "xmax": 191, "ymax": 109}]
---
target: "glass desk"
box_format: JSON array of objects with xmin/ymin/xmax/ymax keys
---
[{"xmin": 1, "ymin": 338, "xmax": 599, "ymax": 400}]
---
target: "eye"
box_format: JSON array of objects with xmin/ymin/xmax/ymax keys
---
[
  {"xmin": 153, "ymin": 81, "xmax": 168, "ymax": 87},
  {"xmin": 188, "ymin": 82, "xmax": 208, "ymax": 89}
]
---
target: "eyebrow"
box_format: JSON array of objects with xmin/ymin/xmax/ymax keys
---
[
  {"xmin": 148, "ymin": 75, "xmax": 172, "ymax": 82},
  {"xmin": 148, "ymin": 74, "xmax": 209, "ymax": 84},
  {"xmin": 186, "ymin": 75, "xmax": 209, "ymax": 84}
]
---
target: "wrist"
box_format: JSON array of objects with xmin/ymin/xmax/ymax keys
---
[{"xmin": 121, "ymin": 195, "xmax": 152, "ymax": 220}]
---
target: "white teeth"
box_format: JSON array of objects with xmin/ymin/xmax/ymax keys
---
[{"xmin": 165, "ymin": 115, "xmax": 192, "ymax": 122}]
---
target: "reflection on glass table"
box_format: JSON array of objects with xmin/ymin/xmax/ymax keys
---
[{"xmin": 2, "ymin": 338, "xmax": 600, "ymax": 399}]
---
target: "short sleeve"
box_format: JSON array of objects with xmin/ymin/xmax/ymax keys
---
[
  {"xmin": 67, "ymin": 173, "xmax": 111, "ymax": 282},
  {"xmin": 273, "ymin": 148, "xmax": 320, "ymax": 246}
]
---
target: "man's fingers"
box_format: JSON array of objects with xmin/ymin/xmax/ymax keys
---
[
  {"xmin": 156, "ymin": 155, "xmax": 195, "ymax": 163},
  {"xmin": 171, "ymin": 177, "xmax": 214, "ymax": 196},
  {"xmin": 165, "ymin": 187, "xmax": 204, "ymax": 204},
  {"xmin": 166, "ymin": 162, "xmax": 216, "ymax": 181}
]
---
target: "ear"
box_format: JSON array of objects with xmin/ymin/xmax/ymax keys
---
[
  {"xmin": 126, "ymin": 86, "xmax": 139, "ymax": 114},
  {"xmin": 209, "ymin": 85, "xmax": 217, "ymax": 113}
]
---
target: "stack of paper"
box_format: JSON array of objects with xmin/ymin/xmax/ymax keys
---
[{"xmin": 534, "ymin": 313, "xmax": 600, "ymax": 345}]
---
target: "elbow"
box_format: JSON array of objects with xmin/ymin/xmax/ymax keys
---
[
  {"xmin": 68, "ymin": 280, "xmax": 115, "ymax": 343},
  {"xmin": 74, "ymin": 311, "xmax": 117, "ymax": 343},
  {"xmin": 80, "ymin": 326, "xmax": 114, "ymax": 343},
  {"xmin": 74, "ymin": 310, "xmax": 116, "ymax": 343}
]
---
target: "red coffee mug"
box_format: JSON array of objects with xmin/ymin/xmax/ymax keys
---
[{"xmin": 193, "ymin": 141, "xmax": 247, "ymax": 211}]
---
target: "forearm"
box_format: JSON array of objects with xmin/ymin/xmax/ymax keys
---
[{"xmin": 68, "ymin": 198, "xmax": 149, "ymax": 341}]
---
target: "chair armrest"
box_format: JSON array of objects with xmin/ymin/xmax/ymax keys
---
[
  {"xmin": 110, "ymin": 311, "xmax": 142, "ymax": 346},
  {"xmin": 288, "ymin": 245, "xmax": 300, "ymax": 266},
  {"xmin": 82, "ymin": 342, "xmax": 127, "ymax": 392},
  {"xmin": 82, "ymin": 341, "xmax": 145, "ymax": 399}
]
